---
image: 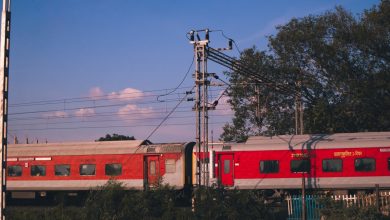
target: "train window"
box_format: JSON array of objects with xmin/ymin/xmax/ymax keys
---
[
  {"xmin": 224, "ymin": 160, "xmax": 230, "ymax": 174},
  {"xmin": 260, "ymin": 160, "xmax": 279, "ymax": 173},
  {"xmin": 165, "ymin": 159, "xmax": 176, "ymax": 173},
  {"xmin": 55, "ymin": 165, "xmax": 70, "ymax": 176},
  {"xmin": 355, "ymin": 158, "xmax": 375, "ymax": 172},
  {"xmin": 8, "ymin": 165, "xmax": 22, "ymax": 177},
  {"xmin": 322, "ymin": 159, "xmax": 342, "ymax": 172},
  {"xmin": 150, "ymin": 161, "xmax": 156, "ymax": 175},
  {"xmin": 80, "ymin": 164, "xmax": 96, "ymax": 176},
  {"xmin": 105, "ymin": 164, "xmax": 122, "ymax": 176},
  {"xmin": 291, "ymin": 159, "xmax": 310, "ymax": 173},
  {"xmin": 31, "ymin": 165, "xmax": 46, "ymax": 176}
]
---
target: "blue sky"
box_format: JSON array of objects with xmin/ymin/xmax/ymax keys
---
[{"xmin": 4, "ymin": 0, "xmax": 380, "ymax": 143}]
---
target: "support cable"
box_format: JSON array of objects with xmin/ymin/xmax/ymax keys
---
[
  {"xmin": 157, "ymin": 55, "xmax": 194, "ymax": 102},
  {"xmin": 206, "ymin": 47, "xmax": 315, "ymax": 102},
  {"xmin": 144, "ymin": 86, "xmax": 195, "ymax": 141}
]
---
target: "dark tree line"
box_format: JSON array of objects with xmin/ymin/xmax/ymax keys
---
[
  {"xmin": 96, "ymin": 133, "xmax": 135, "ymax": 141},
  {"xmin": 221, "ymin": 0, "xmax": 390, "ymax": 142}
]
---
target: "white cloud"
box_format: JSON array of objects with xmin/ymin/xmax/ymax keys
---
[
  {"xmin": 108, "ymin": 88, "xmax": 144, "ymax": 101},
  {"xmin": 43, "ymin": 111, "xmax": 68, "ymax": 118},
  {"xmin": 118, "ymin": 104, "xmax": 154, "ymax": 119},
  {"xmin": 74, "ymin": 108, "xmax": 95, "ymax": 117},
  {"xmin": 88, "ymin": 87, "xmax": 146, "ymax": 102},
  {"xmin": 89, "ymin": 87, "xmax": 104, "ymax": 99}
]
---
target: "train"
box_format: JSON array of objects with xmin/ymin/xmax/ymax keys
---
[{"xmin": 5, "ymin": 132, "xmax": 390, "ymax": 200}]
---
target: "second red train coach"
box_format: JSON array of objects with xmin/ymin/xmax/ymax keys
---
[{"xmin": 207, "ymin": 132, "xmax": 390, "ymax": 190}]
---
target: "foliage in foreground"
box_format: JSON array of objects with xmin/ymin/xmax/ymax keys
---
[
  {"xmin": 6, "ymin": 181, "xmax": 277, "ymax": 220},
  {"xmin": 7, "ymin": 181, "xmax": 390, "ymax": 220},
  {"xmin": 319, "ymin": 196, "xmax": 390, "ymax": 220}
]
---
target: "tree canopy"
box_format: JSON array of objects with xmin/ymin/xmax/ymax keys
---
[
  {"xmin": 96, "ymin": 133, "xmax": 136, "ymax": 141},
  {"xmin": 221, "ymin": 0, "xmax": 390, "ymax": 142}
]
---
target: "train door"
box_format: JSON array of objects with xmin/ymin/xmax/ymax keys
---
[
  {"xmin": 218, "ymin": 154, "xmax": 234, "ymax": 186},
  {"xmin": 144, "ymin": 155, "xmax": 160, "ymax": 187}
]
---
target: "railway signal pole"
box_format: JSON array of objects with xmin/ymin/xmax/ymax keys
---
[{"xmin": 0, "ymin": 0, "xmax": 11, "ymax": 219}]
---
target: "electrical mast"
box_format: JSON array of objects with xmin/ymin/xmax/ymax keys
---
[
  {"xmin": 188, "ymin": 29, "xmax": 232, "ymax": 187},
  {"xmin": 0, "ymin": 0, "xmax": 11, "ymax": 219},
  {"xmin": 189, "ymin": 29, "xmax": 211, "ymax": 187}
]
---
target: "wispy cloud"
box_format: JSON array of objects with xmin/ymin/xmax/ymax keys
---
[
  {"xmin": 108, "ymin": 88, "xmax": 145, "ymax": 101},
  {"xmin": 238, "ymin": 4, "xmax": 338, "ymax": 47},
  {"xmin": 238, "ymin": 16, "xmax": 290, "ymax": 46},
  {"xmin": 43, "ymin": 111, "xmax": 68, "ymax": 118},
  {"xmin": 117, "ymin": 104, "xmax": 155, "ymax": 119},
  {"xmin": 89, "ymin": 87, "xmax": 104, "ymax": 100},
  {"xmin": 88, "ymin": 87, "xmax": 146, "ymax": 102},
  {"xmin": 74, "ymin": 108, "xmax": 95, "ymax": 117}
]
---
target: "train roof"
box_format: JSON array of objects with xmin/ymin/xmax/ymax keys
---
[
  {"xmin": 211, "ymin": 132, "xmax": 390, "ymax": 152},
  {"xmin": 7, "ymin": 140, "xmax": 195, "ymax": 157}
]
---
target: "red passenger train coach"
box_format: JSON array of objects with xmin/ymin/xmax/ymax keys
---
[
  {"xmin": 6, "ymin": 140, "xmax": 195, "ymax": 198},
  {"xmin": 209, "ymin": 132, "xmax": 390, "ymax": 190}
]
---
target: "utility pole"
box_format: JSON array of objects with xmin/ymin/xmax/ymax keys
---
[
  {"xmin": 255, "ymin": 84, "xmax": 261, "ymax": 120},
  {"xmin": 295, "ymin": 78, "xmax": 304, "ymax": 135},
  {"xmin": 0, "ymin": 0, "xmax": 11, "ymax": 219},
  {"xmin": 188, "ymin": 29, "xmax": 233, "ymax": 188},
  {"xmin": 189, "ymin": 29, "xmax": 211, "ymax": 187}
]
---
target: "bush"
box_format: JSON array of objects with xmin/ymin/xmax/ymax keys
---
[
  {"xmin": 194, "ymin": 186, "xmax": 273, "ymax": 220},
  {"xmin": 7, "ymin": 181, "xmax": 278, "ymax": 220},
  {"xmin": 319, "ymin": 197, "xmax": 390, "ymax": 220}
]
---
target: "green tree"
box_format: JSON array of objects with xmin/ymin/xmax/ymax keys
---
[
  {"xmin": 96, "ymin": 133, "xmax": 135, "ymax": 141},
  {"xmin": 221, "ymin": 1, "xmax": 390, "ymax": 141}
]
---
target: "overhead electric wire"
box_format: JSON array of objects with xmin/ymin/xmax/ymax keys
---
[
  {"xmin": 157, "ymin": 55, "xmax": 195, "ymax": 102},
  {"xmin": 10, "ymin": 112, "xmax": 233, "ymax": 128},
  {"xmin": 9, "ymin": 86, "xmax": 196, "ymax": 108},
  {"xmin": 9, "ymin": 87, "xmax": 227, "ymax": 117},
  {"xmin": 211, "ymin": 29, "xmax": 242, "ymax": 54},
  {"xmin": 9, "ymin": 86, "xmax": 227, "ymax": 110},
  {"xmin": 8, "ymin": 103, "xmax": 232, "ymax": 122},
  {"xmin": 144, "ymin": 86, "xmax": 195, "ymax": 141},
  {"xmin": 9, "ymin": 97, "xmax": 191, "ymax": 116},
  {"xmin": 206, "ymin": 46, "xmax": 315, "ymax": 102},
  {"xmin": 9, "ymin": 121, "xmax": 231, "ymax": 132}
]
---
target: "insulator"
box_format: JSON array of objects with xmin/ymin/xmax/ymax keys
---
[
  {"xmin": 190, "ymin": 31, "xmax": 195, "ymax": 41},
  {"xmin": 228, "ymin": 39, "xmax": 233, "ymax": 50}
]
